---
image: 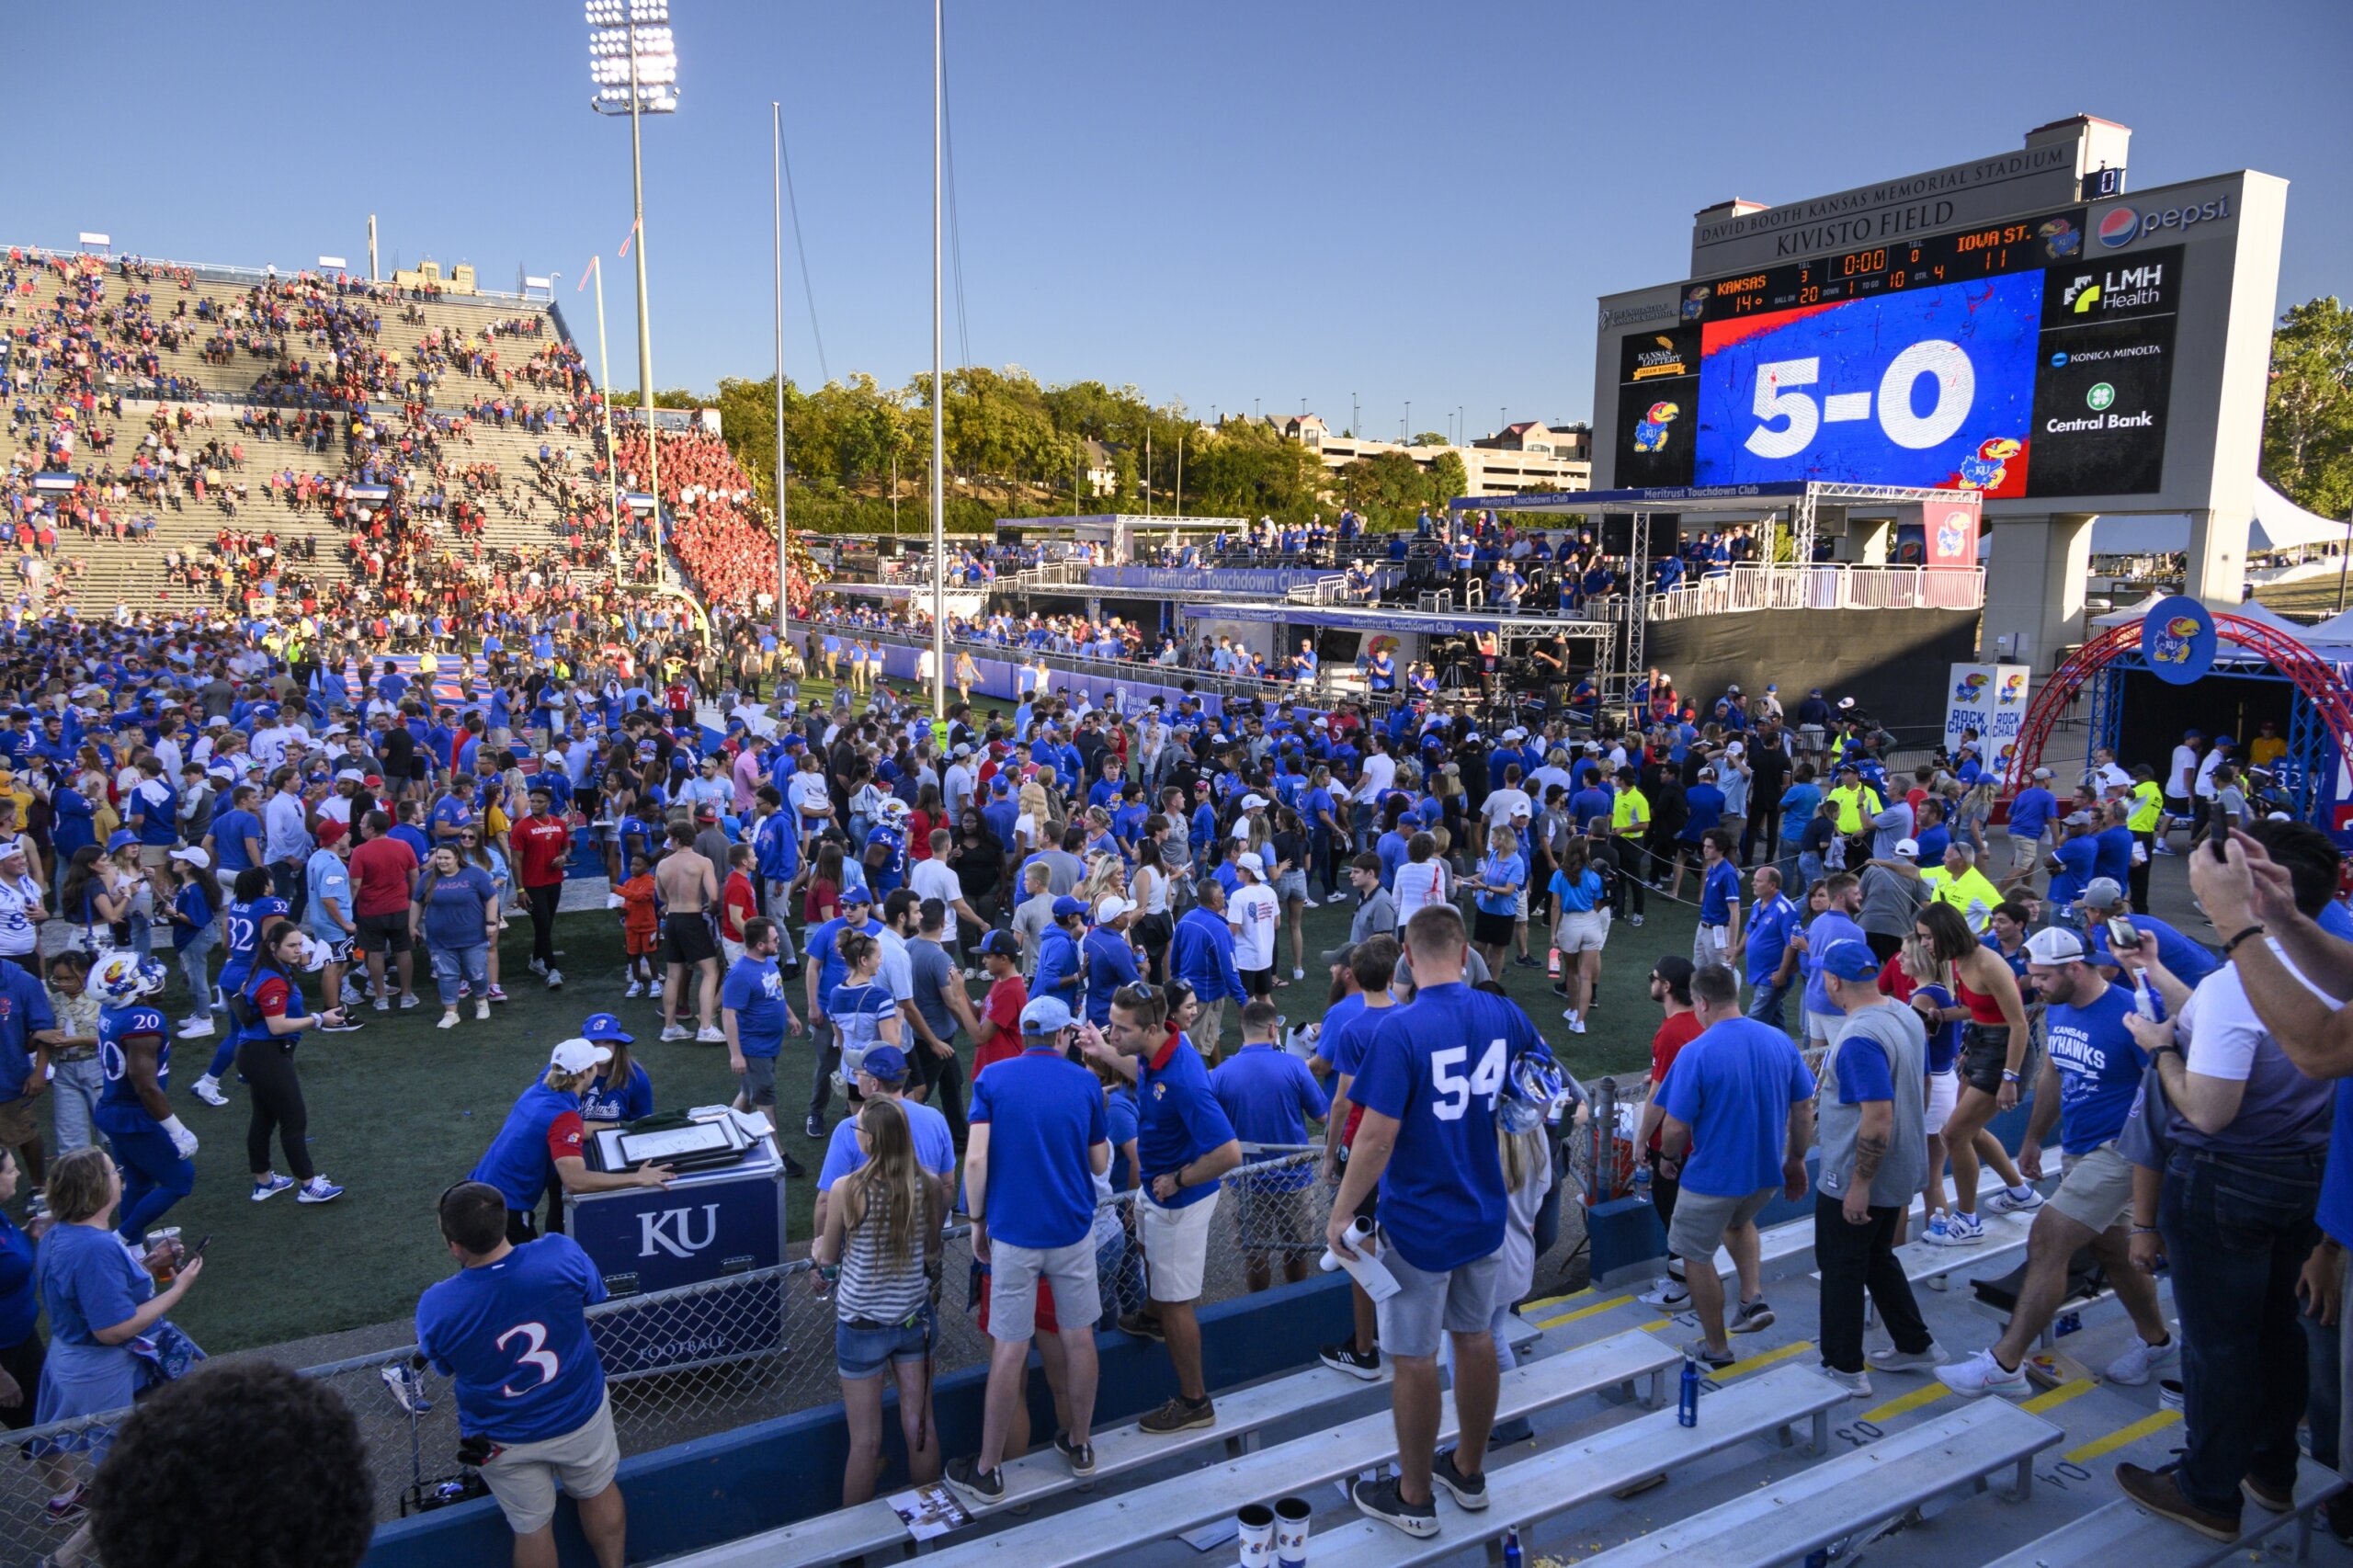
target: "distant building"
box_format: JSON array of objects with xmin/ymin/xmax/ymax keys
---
[
  {"xmin": 1260, "ymin": 415, "xmax": 1590, "ymax": 499},
  {"xmin": 1475, "ymin": 421, "xmax": 1591, "ymax": 461}
]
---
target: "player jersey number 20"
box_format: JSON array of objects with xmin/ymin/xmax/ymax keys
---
[{"xmin": 1430, "ymin": 1040, "xmax": 1506, "ymax": 1121}]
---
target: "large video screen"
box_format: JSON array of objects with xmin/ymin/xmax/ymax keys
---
[{"xmin": 1614, "ymin": 210, "xmax": 2180, "ymax": 499}]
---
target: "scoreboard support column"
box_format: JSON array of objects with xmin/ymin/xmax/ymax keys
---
[
  {"xmin": 1981, "ymin": 512, "xmax": 2095, "ymax": 667},
  {"xmin": 2183, "ymin": 508, "xmax": 2248, "ymax": 608}
]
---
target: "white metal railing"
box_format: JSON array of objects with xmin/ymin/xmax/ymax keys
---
[
  {"xmin": 1642, "ymin": 564, "xmax": 1984, "ymax": 620},
  {"xmin": 3, "ymin": 242, "xmax": 546, "ymax": 306}
]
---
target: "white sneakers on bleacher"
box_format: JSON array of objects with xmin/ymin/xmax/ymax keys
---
[
  {"xmin": 2104, "ymin": 1334, "xmax": 2179, "ymax": 1386},
  {"xmin": 1920, "ymin": 1211, "xmax": 1984, "ymax": 1246},
  {"xmin": 1934, "ymin": 1348, "xmax": 2028, "ymax": 1398},
  {"xmin": 1638, "ymin": 1276, "xmax": 1688, "ymax": 1310},
  {"xmin": 1866, "ymin": 1342, "xmax": 1949, "ymax": 1371},
  {"xmin": 1983, "ymin": 1185, "xmax": 2045, "ymax": 1216}
]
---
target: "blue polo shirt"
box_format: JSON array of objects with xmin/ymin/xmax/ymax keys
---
[
  {"xmin": 969, "ymin": 1046, "xmax": 1107, "ymax": 1251},
  {"xmin": 1350, "ymin": 982, "xmax": 1544, "ymax": 1271},
  {"xmin": 1136, "ymin": 1030, "xmax": 1236, "ymax": 1211},
  {"xmin": 415, "ymin": 1235, "xmax": 608, "ymax": 1445},
  {"xmin": 1745, "ymin": 892, "xmax": 1800, "ymax": 987},
  {"xmin": 1654, "ymin": 1017, "xmax": 1817, "ymax": 1199},
  {"xmin": 0, "ymin": 960, "xmax": 56, "ymax": 1104},
  {"xmin": 1698, "ymin": 859, "xmax": 1739, "ymax": 926}
]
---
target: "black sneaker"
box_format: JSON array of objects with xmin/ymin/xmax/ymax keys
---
[
  {"xmin": 1319, "ymin": 1341, "xmax": 1381, "ymax": 1381},
  {"xmin": 1432, "ymin": 1449, "xmax": 1489, "ymax": 1511},
  {"xmin": 943, "ymin": 1457, "xmax": 1005, "ymax": 1507},
  {"xmin": 779, "ymin": 1152, "xmax": 808, "ymax": 1180},
  {"xmin": 1053, "ymin": 1430, "xmax": 1096, "ymax": 1477},
  {"xmin": 1351, "ymin": 1474, "xmax": 1438, "ymax": 1538},
  {"xmin": 1118, "ymin": 1310, "xmax": 1165, "ymax": 1343}
]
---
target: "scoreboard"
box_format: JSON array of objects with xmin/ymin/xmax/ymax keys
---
[{"xmin": 1613, "ymin": 203, "xmax": 2185, "ymax": 501}]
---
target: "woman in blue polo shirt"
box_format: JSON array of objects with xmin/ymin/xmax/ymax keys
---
[{"xmin": 1466, "ymin": 823, "xmax": 1528, "ymax": 979}]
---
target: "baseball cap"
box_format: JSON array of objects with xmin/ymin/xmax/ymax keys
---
[
  {"xmin": 1051, "ymin": 894, "xmax": 1089, "ymax": 920},
  {"xmin": 2075, "ymin": 877, "xmax": 2125, "ymax": 910},
  {"xmin": 2063, "ymin": 811, "xmax": 2095, "ymax": 827},
  {"xmin": 839, "ymin": 884, "xmax": 873, "ymax": 907},
  {"xmin": 580, "ymin": 1012, "xmax": 633, "ymax": 1043},
  {"xmin": 858, "ymin": 1044, "xmax": 910, "ymax": 1082},
  {"xmin": 1817, "ymin": 940, "xmax": 1880, "ymax": 982},
  {"xmin": 335, "ymin": 768, "xmax": 364, "ymax": 783},
  {"xmin": 2032, "ymin": 767, "xmax": 2054, "ymax": 780},
  {"xmin": 313, "ymin": 818, "xmax": 348, "ymax": 847},
  {"xmin": 1893, "ymin": 837, "xmax": 1919, "ymax": 858},
  {"xmin": 1241, "ymin": 794, "xmax": 1268, "ymax": 811},
  {"xmin": 2025, "ymin": 927, "xmax": 2088, "ymax": 964},
  {"xmin": 1019, "ymin": 994, "xmax": 1074, "ymax": 1035},
  {"xmin": 1320, "ymin": 940, "xmax": 1358, "ymax": 969},
  {"xmin": 168, "ymin": 846, "xmax": 210, "ymax": 868},
  {"xmin": 979, "ymin": 928, "xmax": 1020, "ymax": 959},
  {"xmin": 1094, "ymin": 894, "xmax": 1137, "ymax": 924},
  {"xmin": 549, "ymin": 1038, "xmax": 613, "ymax": 1074},
  {"xmin": 1236, "ymin": 850, "xmax": 1265, "ymax": 875}
]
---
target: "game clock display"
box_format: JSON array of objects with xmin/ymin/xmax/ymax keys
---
[{"xmin": 1615, "ymin": 207, "xmax": 2180, "ymax": 500}]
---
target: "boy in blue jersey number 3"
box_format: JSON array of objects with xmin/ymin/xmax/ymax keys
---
[
  {"xmin": 1326, "ymin": 904, "xmax": 1548, "ymax": 1539},
  {"xmin": 415, "ymin": 1177, "xmax": 632, "ymax": 1568}
]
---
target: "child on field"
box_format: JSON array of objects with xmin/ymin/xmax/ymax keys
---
[{"xmin": 619, "ymin": 851, "xmax": 661, "ymax": 995}]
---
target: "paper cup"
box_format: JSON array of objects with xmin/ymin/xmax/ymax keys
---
[
  {"xmin": 1274, "ymin": 1496, "xmax": 1312, "ymax": 1567},
  {"xmin": 2157, "ymin": 1378, "xmax": 2184, "ymax": 1411},
  {"xmin": 1236, "ymin": 1503, "xmax": 1276, "ymax": 1568}
]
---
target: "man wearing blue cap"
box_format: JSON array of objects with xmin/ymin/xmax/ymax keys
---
[
  {"xmin": 1811, "ymin": 940, "xmax": 1935, "ymax": 1398},
  {"xmin": 813, "ymin": 1042, "xmax": 954, "ymax": 1235},
  {"xmin": 947, "ymin": 994, "xmax": 1108, "ymax": 1506}
]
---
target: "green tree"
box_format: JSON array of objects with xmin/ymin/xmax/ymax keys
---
[
  {"xmin": 1425, "ymin": 451, "xmax": 1469, "ymax": 509},
  {"xmin": 1411, "ymin": 432, "xmax": 1448, "ymax": 449},
  {"xmin": 2262, "ymin": 297, "xmax": 2353, "ymax": 520}
]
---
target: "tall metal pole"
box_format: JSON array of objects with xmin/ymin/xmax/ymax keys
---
[
  {"xmin": 627, "ymin": 28, "xmax": 665, "ymax": 594},
  {"xmin": 928, "ymin": 0, "xmax": 946, "ymax": 722},
  {"xmin": 592, "ymin": 259, "xmax": 621, "ymax": 579},
  {"xmin": 2336, "ymin": 502, "xmax": 2353, "ymax": 614},
  {"xmin": 772, "ymin": 101, "xmax": 790, "ymax": 646}
]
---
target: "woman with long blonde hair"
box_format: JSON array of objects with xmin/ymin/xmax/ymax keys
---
[{"xmin": 813, "ymin": 1097, "xmax": 943, "ymax": 1506}]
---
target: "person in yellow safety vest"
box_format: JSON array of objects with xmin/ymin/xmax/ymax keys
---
[
  {"xmin": 1920, "ymin": 843, "xmax": 2006, "ymax": 935},
  {"xmin": 1611, "ymin": 767, "xmax": 1652, "ymax": 928},
  {"xmin": 2122, "ymin": 763, "xmax": 2163, "ymax": 913},
  {"xmin": 1826, "ymin": 764, "xmax": 1883, "ymax": 836}
]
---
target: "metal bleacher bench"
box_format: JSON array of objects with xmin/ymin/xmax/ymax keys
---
[
  {"xmin": 911, "ymin": 1329, "xmax": 1678, "ymax": 1568},
  {"xmin": 1569, "ymin": 1397, "xmax": 2063, "ymax": 1567},
  {"xmin": 1292, "ymin": 1364, "xmax": 1851, "ymax": 1568},
  {"xmin": 1982, "ymin": 1455, "xmax": 2344, "ymax": 1567},
  {"xmin": 651, "ymin": 1320, "xmax": 1578, "ymax": 1568}
]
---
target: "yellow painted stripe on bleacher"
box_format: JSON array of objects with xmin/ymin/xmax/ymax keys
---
[
  {"xmin": 1719, "ymin": 1340, "xmax": 1813, "ymax": 1380},
  {"xmin": 1860, "ymin": 1383, "xmax": 1949, "ymax": 1423},
  {"xmin": 1643, "ymin": 1317, "xmax": 1677, "ymax": 1334},
  {"xmin": 1521, "ymin": 1287, "xmax": 1594, "ymax": 1316},
  {"xmin": 2022, "ymin": 1379, "xmax": 2097, "ymax": 1415},
  {"xmin": 1531, "ymin": 1294, "xmax": 1631, "ymax": 1330},
  {"xmin": 2064, "ymin": 1409, "xmax": 2181, "ymax": 1464}
]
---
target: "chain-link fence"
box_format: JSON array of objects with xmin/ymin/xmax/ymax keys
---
[{"xmin": 0, "ymin": 1147, "xmax": 1600, "ymax": 1564}]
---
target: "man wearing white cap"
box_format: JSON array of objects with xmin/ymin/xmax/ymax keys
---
[
  {"xmin": 1226, "ymin": 851, "xmax": 1279, "ymax": 1009},
  {"xmin": 1082, "ymin": 894, "xmax": 1141, "ymax": 1029},
  {"xmin": 468, "ymin": 1039, "xmax": 675, "ymax": 1245}
]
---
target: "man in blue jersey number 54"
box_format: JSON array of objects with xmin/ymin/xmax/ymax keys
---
[{"xmin": 415, "ymin": 1180, "xmax": 631, "ymax": 1568}]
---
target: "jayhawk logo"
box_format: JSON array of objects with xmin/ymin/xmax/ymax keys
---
[
  {"xmin": 2039, "ymin": 218, "xmax": 2083, "ymax": 260},
  {"xmin": 1634, "ymin": 402, "xmax": 1680, "ymax": 454},
  {"xmin": 2147, "ymin": 616, "xmax": 2203, "ymax": 665},
  {"xmin": 1998, "ymin": 673, "xmax": 2026, "ymax": 705},
  {"xmin": 1953, "ymin": 672, "xmax": 1990, "ymax": 703},
  {"xmin": 1936, "ymin": 513, "xmax": 1970, "ymax": 559},
  {"xmin": 1957, "ymin": 437, "xmax": 2022, "ymax": 492}
]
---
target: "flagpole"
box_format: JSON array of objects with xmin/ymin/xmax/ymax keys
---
[
  {"xmin": 625, "ymin": 28, "xmax": 666, "ymax": 596},
  {"xmin": 928, "ymin": 0, "xmax": 946, "ymax": 724},
  {"xmin": 771, "ymin": 100, "xmax": 790, "ymax": 653}
]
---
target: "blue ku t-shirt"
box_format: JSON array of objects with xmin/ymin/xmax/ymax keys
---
[
  {"xmin": 2042, "ymin": 981, "xmax": 2148, "ymax": 1154},
  {"xmin": 1351, "ymin": 982, "xmax": 1543, "ymax": 1272},
  {"xmin": 415, "ymin": 1235, "xmax": 608, "ymax": 1444},
  {"xmin": 1654, "ymin": 1017, "xmax": 1817, "ymax": 1199}
]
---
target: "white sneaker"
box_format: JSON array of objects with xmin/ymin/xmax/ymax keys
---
[
  {"xmin": 528, "ymin": 958, "xmax": 548, "ymax": 977},
  {"xmin": 660, "ymin": 1023, "xmax": 690, "ymax": 1041},
  {"xmin": 696, "ymin": 1024, "xmax": 725, "ymax": 1044},
  {"xmin": 474, "ymin": 1001, "xmax": 491, "ymax": 1021},
  {"xmin": 1638, "ymin": 1278, "xmax": 1689, "ymax": 1310},
  {"xmin": 1984, "ymin": 1186, "xmax": 2045, "ymax": 1216},
  {"xmin": 1920, "ymin": 1211, "xmax": 1984, "ymax": 1246},
  {"xmin": 2104, "ymin": 1335, "xmax": 2179, "ymax": 1386},
  {"xmin": 624, "ymin": 980, "xmax": 646, "ymax": 998},
  {"xmin": 544, "ymin": 969, "xmax": 563, "ymax": 989},
  {"xmin": 372, "ymin": 995, "xmax": 390, "ymax": 1013},
  {"xmin": 1818, "ymin": 1365, "xmax": 1872, "ymax": 1400},
  {"xmin": 191, "ymin": 1074, "xmax": 228, "ymax": 1107},
  {"xmin": 437, "ymin": 1011, "xmax": 460, "ymax": 1029},
  {"xmin": 176, "ymin": 1017, "xmax": 215, "ymax": 1040},
  {"xmin": 1934, "ymin": 1348, "xmax": 2029, "ymax": 1399},
  {"xmin": 1290, "ymin": 967, "xmax": 1305, "ymax": 981},
  {"xmin": 398, "ymin": 994, "xmax": 421, "ymax": 1010},
  {"xmin": 1867, "ymin": 1342, "xmax": 1950, "ymax": 1371}
]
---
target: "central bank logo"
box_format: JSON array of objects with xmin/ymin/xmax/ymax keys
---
[
  {"xmin": 2097, "ymin": 209, "xmax": 2142, "ymax": 248},
  {"xmin": 2086, "ymin": 383, "xmax": 2117, "ymax": 413}
]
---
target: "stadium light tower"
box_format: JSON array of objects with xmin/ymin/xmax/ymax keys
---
[{"xmin": 585, "ymin": 0, "xmax": 676, "ymax": 593}]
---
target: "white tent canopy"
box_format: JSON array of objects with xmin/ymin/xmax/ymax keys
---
[
  {"xmin": 2088, "ymin": 480, "xmax": 2350, "ymax": 555},
  {"xmin": 2089, "ymin": 592, "xmax": 2313, "ymax": 635}
]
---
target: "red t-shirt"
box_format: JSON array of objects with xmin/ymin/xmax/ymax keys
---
[
  {"xmin": 722, "ymin": 870, "xmax": 758, "ymax": 943},
  {"xmin": 976, "ymin": 974, "xmax": 1029, "ymax": 1075},
  {"xmin": 347, "ymin": 836, "xmax": 419, "ymax": 918},
  {"xmin": 1647, "ymin": 1010, "xmax": 1704, "ymax": 1153},
  {"xmin": 513, "ymin": 814, "xmax": 572, "ymax": 888}
]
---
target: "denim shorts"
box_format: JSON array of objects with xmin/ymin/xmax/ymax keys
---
[
  {"xmin": 1273, "ymin": 869, "xmax": 1308, "ymax": 903},
  {"xmin": 835, "ymin": 1302, "xmax": 935, "ymax": 1379}
]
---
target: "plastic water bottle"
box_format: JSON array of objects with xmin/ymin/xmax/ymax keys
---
[
  {"xmin": 1502, "ymin": 1526, "xmax": 1524, "ymax": 1568},
  {"xmin": 1678, "ymin": 1353, "xmax": 1699, "ymax": 1427},
  {"xmin": 1631, "ymin": 1163, "xmax": 1653, "ymax": 1198}
]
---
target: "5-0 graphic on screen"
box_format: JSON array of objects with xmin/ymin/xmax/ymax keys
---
[{"xmin": 1745, "ymin": 341, "xmax": 1976, "ymax": 459}]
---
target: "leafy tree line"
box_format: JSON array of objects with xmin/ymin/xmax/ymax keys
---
[
  {"xmin": 626, "ymin": 367, "xmax": 1471, "ymax": 533},
  {"xmin": 2263, "ymin": 297, "xmax": 2353, "ymax": 524}
]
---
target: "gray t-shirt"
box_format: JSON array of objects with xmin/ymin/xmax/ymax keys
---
[
  {"xmin": 1816, "ymin": 1000, "xmax": 1929, "ymax": 1209},
  {"xmin": 1011, "ymin": 891, "xmax": 1056, "ymax": 978},
  {"xmin": 906, "ymin": 937, "xmax": 961, "ymax": 1046},
  {"xmin": 1858, "ymin": 864, "xmax": 1925, "ymax": 938},
  {"xmin": 1349, "ymin": 887, "xmax": 1397, "ymax": 947}
]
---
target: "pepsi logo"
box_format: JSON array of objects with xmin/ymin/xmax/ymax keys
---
[{"xmin": 2097, "ymin": 209, "xmax": 2142, "ymax": 249}]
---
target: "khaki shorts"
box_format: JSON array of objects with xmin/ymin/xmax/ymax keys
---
[
  {"xmin": 0, "ymin": 1094, "xmax": 36, "ymax": 1147},
  {"xmin": 1139, "ymin": 1187, "xmax": 1220, "ymax": 1304},
  {"xmin": 1555, "ymin": 909, "xmax": 1609, "ymax": 954},
  {"xmin": 1666, "ymin": 1184, "xmax": 1778, "ymax": 1263},
  {"xmin": 2047, "ymin": 1141, "xmax": 2134, "ymax": 1233},
  {"xmin": 479, "ymin": 1392, "xmax": 620, "ymax": 1536}
]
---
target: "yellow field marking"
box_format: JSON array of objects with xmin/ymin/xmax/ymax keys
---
[{"xmin": 2064, "ymin": 1410, "xmax": 2181, "ymax": 1465}]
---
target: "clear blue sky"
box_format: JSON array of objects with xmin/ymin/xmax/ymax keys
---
[{"xmin": 9, "ymin": 0, "xmax": 2347, "ymax": 440}]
